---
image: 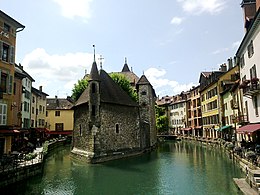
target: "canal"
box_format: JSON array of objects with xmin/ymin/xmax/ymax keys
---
[{"xmin": 2, "ymin": 140, "xmax": 244, "ymax": 195}]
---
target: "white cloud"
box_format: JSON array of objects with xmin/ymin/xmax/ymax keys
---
[
  {"xmin": 22, "ymin": 48, "xmax": 97, "ymax": 97},
  {"xmin": 211, "ymin": 47, "xmax": 229, "ymax": 55},
  {"xmin": 177, "ymin": 0, "xmax": 226, "ymax": 15},
  {"xmin": 52, "ymin": 0, "xmax": 93, "ymax": 21},
  {"xmin": 171, "ymin": 17, "xmax": 184, "ymax": 25},
  {"xmin": 212, "ymin": 40, "xmax": 241, "ymax": 55},
  {"xmin": 145, "ymin": 67, "xmax": 196, "ymax": 96}
]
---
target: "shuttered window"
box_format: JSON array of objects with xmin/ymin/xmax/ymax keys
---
[{"xmin": 0, "ymin": 104, "xmax": 7, "ymax": 125}]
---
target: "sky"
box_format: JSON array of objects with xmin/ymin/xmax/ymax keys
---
[{"xmin": 1, "ymin": 0, "xmax": 245, "ymax": 98}]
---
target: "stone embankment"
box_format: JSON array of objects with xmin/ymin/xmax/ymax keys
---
[
  {"xmin": 178, "ymin": 136, "xmax": 260, "ymax": 194},
  {"xmin": 0, "ymin": 138, "xmax": 67, "ymax": 188}
]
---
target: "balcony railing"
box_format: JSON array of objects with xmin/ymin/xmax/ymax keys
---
[
  {"xmin": 237, "ymin": 115, "xmax": 249, "ymax": 125},
  {"xmin": 239, "ymin": 78, "xmax": 260, "ymax": 96}
]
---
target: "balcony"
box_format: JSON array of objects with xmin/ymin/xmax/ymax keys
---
[
  {"xmin": 239, "ymin": 78, "xmax": 260, "ymax": 97},
  {"xmin": 237, "ymin": 115, "xmax": 249, "ymax": 125}
]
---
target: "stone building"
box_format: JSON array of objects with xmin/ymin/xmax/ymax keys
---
[{"xmin": 71, "ymin": 60, "xmax": 157, "ymax": 163}]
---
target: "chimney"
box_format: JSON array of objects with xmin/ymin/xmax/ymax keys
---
[
  {"xmin": 219, "ymin": 63, "xmax": 227, "ymax": 72},
  {"xmin": 19, "ymin": 63, "xmax": 23, "ymax": 69},
  {"xmin": 241, "ymin": 0, "xmax": 256, "ymax": 32},
  {"xmin": 39, "ymin": 86, "xmax": 42, "ymax": 92},
  {"xmin": 55, "ymin": 95, "xmax": 59, "ymax": 107},
  {"xmin": 227, "ymin": 58, "xmax": 233, "ymax": 70}
]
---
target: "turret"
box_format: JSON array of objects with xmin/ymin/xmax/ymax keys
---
[
  {"xmin": 88, "ymin": 59, "xmax": 101, "ymax": 127},
  {"xmin": 136, "ymin": 74, "xmax": 157, "ymax": 148}
]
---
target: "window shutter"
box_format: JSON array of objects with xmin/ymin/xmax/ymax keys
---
[
  {"xmin": 10, "ymin": 46, "xmax": 14, "ymax": 64},
  {"xmin": 8, "ymin": 74, "xmax": 13, "ymax": 94}
]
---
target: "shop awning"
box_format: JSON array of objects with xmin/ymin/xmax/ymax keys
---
[
  {"xmin": 0, "ymin": 129, "xmax": 20, "ymax": 134},
  {"xmin": 47, "ymin": 131, "xmax": 72, "ymax": 135},
  {"xmin": 237, "ymin": 124, "xmax": 260, "ymax": 134},
  {"xmin": 217, "ymin": 125, "xmax": 232, "ymax": 131},
  {"xmin": 182, "ymin": 128, "xmax": 192, "ymax": 131}
]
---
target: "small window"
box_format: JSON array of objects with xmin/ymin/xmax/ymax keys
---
[
  {"xmin": 2, "ymin": 44, "xmax": 9, "ymax": 62},
  {"xmin": 92, "ymin": 105, "xmax": 96, "ymax": 116},
  {"xmin": 254, "ymin": 96, "xmax": 259, "ymax": 116},
  {"xmin": 141, "ymin": 91, "xmax": 147, "ymax": 95},
  {"xmin": 240, "ymin": 54, "xmax": 245, "ymax": 68},
  {"xmin": 55, "ymin": 123, "xmax": 64, "ymax": 131},
  {"xmin": 92, "ymin": 83, "xmax": 96, "ymax": 93},
  {"xmin": 4, "ymin": 23, "xmax": 10, "ymax": 32},
  {"xmin": 55, "ymin": 111, "xmax": 60, "ymax": 116},
  {"xmin": 115, "ymin": 124, "xmax": 119, "ymax": 134},
  {"xmin": 247, "ymin": 40, "xmax": 254, "ymax": 58},
  {"xmin": 79, "ymin": 124, "xmax": 82, "ymax": 136}
]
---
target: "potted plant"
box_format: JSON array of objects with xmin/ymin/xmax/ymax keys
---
[{"xmin": 251, "ymin": 77, "xmax": 259, "ymax": 84}]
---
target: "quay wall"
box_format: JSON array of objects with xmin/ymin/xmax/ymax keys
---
[{"xmin": 0, "ymin": 139, "xmax": 67, "ymax": 188}]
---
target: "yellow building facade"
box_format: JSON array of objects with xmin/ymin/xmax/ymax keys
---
[
  {"xmin": 0, "ymin": 10, "xmax": 24, "ymax": 155},
  {"xmin": 46, "ymin": 96, "xmax": 74, "ymax": 136}
]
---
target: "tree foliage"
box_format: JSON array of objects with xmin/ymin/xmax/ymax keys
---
[
  {"xmin": 110, "ymin": 73, "xmax": 138, "ymax": 102},
  {"xmin": 155, "ymin": 105, "xmax": 169, "ymax": 133},
  {"xmin": 71, "ymin": 79, "xmax": 88, "ymax": 101}
]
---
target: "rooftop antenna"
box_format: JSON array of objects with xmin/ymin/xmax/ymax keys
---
[
  {"xmin": 98, "ymin": 55, "xmax": 104, "ymax": 69},
  {"xmin": 125, "ymin": 57, "xmax": 127, "ymax": 64},
  {"xmin": 93, "ymin": 45, "xmax": 96, "ymax": 62}
]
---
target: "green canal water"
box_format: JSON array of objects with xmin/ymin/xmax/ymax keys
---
[{"xmin": 3, "ymin": 141, "xmax": 244, "ymax": 195}]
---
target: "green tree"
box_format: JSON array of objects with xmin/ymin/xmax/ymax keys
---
[
  {"xmin": 110, "ymin": 73, "xmax": 138, "ymax": 102},
  {"xmin": 71, "ymin": 79, "xmax": 88, "ymax": 101},
  {"xmin": 155, "ymin": 105, "xmax": 168, "ymax": 134}
]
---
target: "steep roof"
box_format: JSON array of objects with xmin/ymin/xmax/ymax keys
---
[
  {"xmin": 89, "ymin": 61, "xmax": 100, "ymax": 81},
  {"xmin": 0, "ymin": 10, "xmax": 25, "ymax": 29},
  {"xmin": 122, "ymin": 63, "xmax": 131, "ymax": 72},
  {"xmin": 99, "ymin": 70, "xmax": 138, "ymax": 106},
  {"xmin": 47, "ymin": 97, "xmax": 74, "ymax": 110},
  {"xmin": 137, "ymin": 75, "xmax": 150, "ymax": 85},
  {"xmin": 119, "ymin": 71, "xmax": 139, "ymax": 86},
  {"xmin": 74, "ymin": 69, "xmax": 138, "ymax": 107},
  {"xmin": 136, "ymin": 75, "xmax": 156, "ymax": 98}
]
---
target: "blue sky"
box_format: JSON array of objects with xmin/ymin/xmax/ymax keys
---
[{"xmin": 1, "ymin": 0, "xmax": 244, "ymax": 98}]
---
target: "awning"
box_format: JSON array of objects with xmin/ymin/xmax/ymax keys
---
[
  {"xmin": 182, "ymin": 128, "xmax": 192, "ymax": 131},
  {"xmin": 47, "ymin": 131, "xmax": 72, "ymax": 135},
  {"xmin": 0, "ymin": 129, "xmax": 20, "ymax": 134},
  {"xmin": 237, "ymin": 124, "xmax": 260, "ymax": 134},
  {"xmin": 217, "ymin": 125, "xmax": 232, "ymax": 131}
]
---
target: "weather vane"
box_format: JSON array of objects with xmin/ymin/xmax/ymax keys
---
[{"xmin": 98, "ymin": 55, "xmax": 104, "ymax": 69}]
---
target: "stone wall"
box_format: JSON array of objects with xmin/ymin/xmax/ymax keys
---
[
  {"xmin": 72, "ymin": 104, "xmax": 93, "ymax": 152},
  {"xmin": 96, "ymin": 103, "xmax": 141, "ymax": 155},
  {"xmin": 138, "ymin": 84, "xmax": 157, "ymax": 148}
]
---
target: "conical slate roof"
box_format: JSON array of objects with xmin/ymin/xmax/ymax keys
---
[
  {"xmin": 122, "ymin": 63, "xmax": 131, "ymax": 72},
  {"xmin": 89, "ymin": 61, "xmax": 100, "ymax": 81},
  {"xmin": 136, "ymin": 75, "xmax": 150, "ymax": 85}
]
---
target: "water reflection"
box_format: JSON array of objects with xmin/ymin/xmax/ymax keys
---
[{"xmin": 1, "ymin": 141, "xmax": 244, "ymax": 195}]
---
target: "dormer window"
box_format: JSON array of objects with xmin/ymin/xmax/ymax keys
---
[{"xmin": 3, "ymin": 23, "xmax": 10, "ymax": 32}]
